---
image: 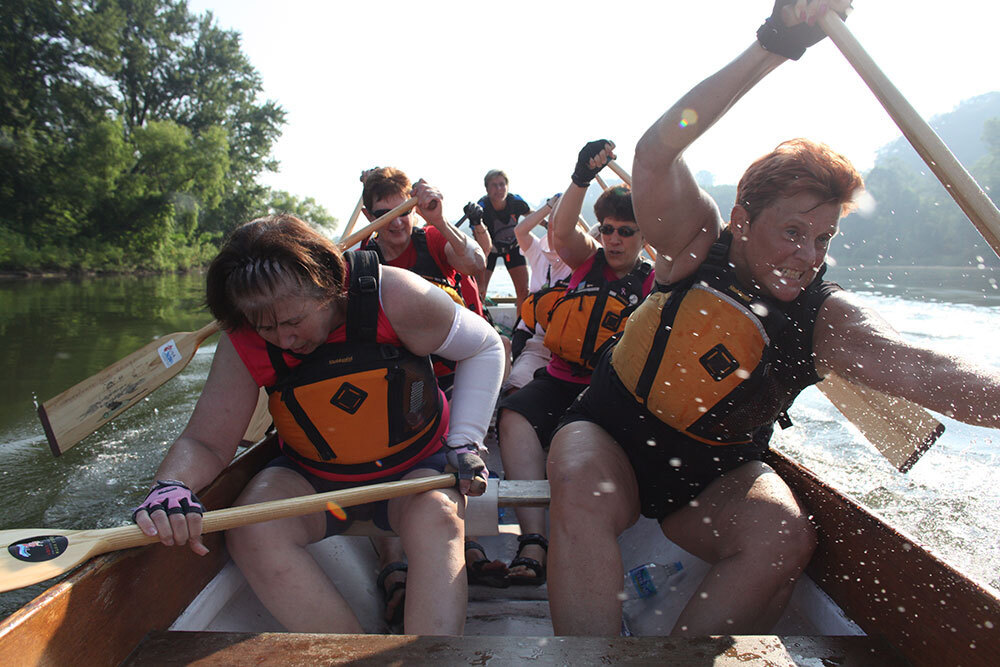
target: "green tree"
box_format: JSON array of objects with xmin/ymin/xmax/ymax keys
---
[{"xmin": 0, "ymin": 0, "xmax": 289, "ymax": 272}]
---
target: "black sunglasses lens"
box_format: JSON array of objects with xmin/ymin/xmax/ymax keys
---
[
  {"xmin": 600, "ymin": 225, "xmax": 637, "ymax": 237},
  {"xmin": 372, "ymin": 209, "xmax": 409, "ymax": 219}
]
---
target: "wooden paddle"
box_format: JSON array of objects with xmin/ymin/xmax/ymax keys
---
[
  {"xmin": 38, "ymin": 322, "xmax": 222, "ymax": 457},
  {"xmin": 338, "ymin": 194, "xmax": 366, "ymax": 243},
  {"xmin": 608, "ymin": 158, "xmax": 944, "ymax": 471},
  {"xmin": 38, "ymin": 200, "xmax": 416, "ymax": 456},
  {"xmin": 0, "ymin": 473, "xmax": 456, "ymax": 594},
  {"xmin": 819, "ymin": 12, "xmax": 1000, "ymax": 257}
]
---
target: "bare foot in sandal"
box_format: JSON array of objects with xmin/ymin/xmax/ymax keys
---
[
  {"xmin": 466, "ymin": 540, "xmax": 510, "ymax": 588},
  {"xmin": 376, "ymin": 561, "xmax": 407, "ymax": 629},
  {"xmin": 508, "ymin": 533, "xmax": 547, "ymax": 586}
]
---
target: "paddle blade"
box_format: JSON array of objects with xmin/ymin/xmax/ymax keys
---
[
  {"xmin": 37, "ymin": 322, "xmax": 221, "ymax": 457},
  {"xmin": 819, "ymin": 373, "xmax": 945, "ymax": 473},
  {"xmin": 240, "ymin": 387, "xmax": 273, "ymax": 444},
  {"xmin": 0, "ymin": 525, "xmax": 151, "ymax": 593}
]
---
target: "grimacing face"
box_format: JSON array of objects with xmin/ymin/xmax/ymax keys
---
[
  {"xmin": 731, "ymin": 191, "xmax": 840, "ymax": 302},
  {"xmin": 599, "ymin": 216, "xmax": 644, "ymax": 275},
  {"xmin": 368, "ymin": 192, "xmax": 414, "ymax": 251},
  {"xmin": 250, "ymin": 285, "xmax": 339, "ymax": 356}
]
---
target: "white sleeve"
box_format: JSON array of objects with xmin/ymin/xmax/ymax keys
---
[{"xmin": 432, "ymin": 302, "xmax": 504, "ymax": 451}]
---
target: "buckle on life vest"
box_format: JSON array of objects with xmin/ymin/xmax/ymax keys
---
[
  {"xmin": 380, "ymin": 344, "xmax": 400, "ymax": 361},
  {"xmin": 601, "ymin": 311, "xmax": 622, "ymax": 331},
  {"xmin": 329, "ymin": 382, "xmax": 368, "ymax": 414},
  {"xmin": 700, "ymin": 344, "xmax": 740, "ymax": 381}
]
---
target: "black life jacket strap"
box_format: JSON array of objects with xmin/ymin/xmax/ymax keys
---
[{"xmin": 345, "ymin": 250, "xmax": 381, "ymax": 343}]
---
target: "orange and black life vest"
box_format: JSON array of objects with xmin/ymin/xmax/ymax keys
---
[
  {"xmin": 611, "ymin": 232, "xmax": 834, "ymax": 446},
  {"xmin": 265, "ymin": 251, "xmax": 444, "ymax": 479},
  {"xmin": 542, "ymin": 249, "xmax": 652, "ymax": 372},
  {"xmin": 519, "ymin": 277, "xmax": 568, "ymax": 332}
]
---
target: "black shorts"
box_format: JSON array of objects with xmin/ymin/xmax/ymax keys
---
[
  {"xmin": 500, "ymin": 367, "xmax": 589, "ymax": 449},
  {"xmin": 486, "ymin": 247, "xmax": 527, "ymax": 271},
  {"xmin": 556, "ymin": 350, "xmax": 766, "ymax": 521},
  {"xmin": 265, "ymin": 450, "xmax": 449, "ymax": 538}
]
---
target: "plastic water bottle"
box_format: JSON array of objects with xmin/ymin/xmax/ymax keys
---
[
  {"xmin": 623, "ymin": 561, "xmax": 684, "ymax": 600},
  {"xmin": 622, "ymin": 561, "xmax": 684, "ymax": 635}
]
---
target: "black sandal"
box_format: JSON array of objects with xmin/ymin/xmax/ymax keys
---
[
  {"xmin": 376, "ymin": 561, "xmax": 407, "ymax": 628},
  {"xmin": 508, "ymin": 533, "xmax": 548, "ymax": 586},
  {"xmin": 466, "ymin": 540, "xmax": 510, "ymax": 588}
]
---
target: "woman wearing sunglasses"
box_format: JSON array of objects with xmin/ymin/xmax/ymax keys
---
[
  {"xmin": 359, "ymin": 167, "xmax": 486, "ymax": 318},
  {"xmin": 495, "ymin": 140, "xmax": 654, "ymax": 585}
]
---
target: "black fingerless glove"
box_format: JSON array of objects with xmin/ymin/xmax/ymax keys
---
[
  {"xmin": 571, "ymin": 139, "xmax": 613, "ymax": 188},
  {"xmin": 463, "ymin": 202, "xmax": 484, "ymax": 226},
  {"xmin": 444, "ymin": 441, "xmax": 488, "ymax": 485},
  {"xmin": 756, "ymin": 1, "xmax": 846, "ymax": 61}
]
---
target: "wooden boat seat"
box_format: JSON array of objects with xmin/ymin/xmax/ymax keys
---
[{"xmin": 124, "ymin": 631, "xmax": 908, "ymax": 665}]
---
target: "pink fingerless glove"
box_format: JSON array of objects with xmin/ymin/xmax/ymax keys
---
[{"xmin": 132, "ymin": 479, "xmax": 205, "ymax": 522}]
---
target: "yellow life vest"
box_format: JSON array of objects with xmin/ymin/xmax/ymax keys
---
[
  {"xmin": 266, "ymin": 251, "xmax": 443, "ymax": 479},
  {"xmin": 612, "ymin": 235, "xmax": 824, "ymax": 446},
  {"xmin": 543, "ymin": 250, "xmax": 652, "ymax": 372},
  {"xmin": 519, "ymin": 279, "xmax": 568, "ymax": 331}
]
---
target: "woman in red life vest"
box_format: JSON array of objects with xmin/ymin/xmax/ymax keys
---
[{"xmin": 132, "ymin": 213, "xmax": 504, "ymax": 635}]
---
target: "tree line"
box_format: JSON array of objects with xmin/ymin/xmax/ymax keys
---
[{"xmin": 1, "ymin": 0, "xmax": 334, "ymax": 273}]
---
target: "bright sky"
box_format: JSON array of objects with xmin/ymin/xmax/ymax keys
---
[{"xmin": 187, "ymin": 0, "xmax": 1000, "ymax": 228}]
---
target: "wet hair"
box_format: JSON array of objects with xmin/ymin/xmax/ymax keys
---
[
  {"xmin": 362, "ymin": 167, "xmax": 411, "ymax": 211},
  {"xmin": 735, "ymin": 138, "xmax": 864, "ymax": 223},
  {"xmin": 483, "ymin": 169, "xmax": 509, "ymax": 189},
  {"xmin": 205, "ymin": 214, "xmax": 347, "ymax": 331},
  {"xmin": 593, "ymin": 184, "xmax": 636, "ymax": 224}
]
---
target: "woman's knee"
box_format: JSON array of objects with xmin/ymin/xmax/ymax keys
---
[{"xmin": 396, "ymin": 489, "xmax": 464, "ymax": 537}]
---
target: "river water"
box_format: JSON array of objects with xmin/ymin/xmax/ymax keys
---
[{"xmin": 1, "ymin": 264, "xmax": 999, "ymax": 621}]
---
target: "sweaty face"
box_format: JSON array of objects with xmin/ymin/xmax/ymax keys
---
[
  {"xmin": 369, "ymin": 192, "xmax": 414, "ymax": 250},
  {"xmin": 250, "ymin": 289, "xmax": 339, "ymax": 356},
  {"xmin": 599, "ymin": 216, "xmax": 644, "ymax": 275},
  {"xmin": 731, "ymin": 191, "xmax": 840, "ymax": 302},
  {"xmin": 486, "ymin": 176, "xmax": 508, "ymax": 208}
]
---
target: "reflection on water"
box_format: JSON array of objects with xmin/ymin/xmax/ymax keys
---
[{"xmin": 1, "ymin": 267, "xmax": 999, "ymax": 620}]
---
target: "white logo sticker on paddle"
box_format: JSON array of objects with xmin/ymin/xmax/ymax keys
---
[{"xmin": 157, "ymin": 339, "xmax": 182, "ymax": 368}]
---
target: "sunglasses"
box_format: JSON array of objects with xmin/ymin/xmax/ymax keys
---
[
  {"xmin": 598, "ymin": 224, "xmax": 639, "ymax": 238},
  {"xmin": 371, "ymin": 209, "xmax": 411, "ymax": 219}
]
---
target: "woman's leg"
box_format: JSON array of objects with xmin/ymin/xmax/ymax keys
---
[
  {"xmin": 497, "ymin": 407, "xmax": 548, "ymax": 578},
  {"xmin": 547, "ymin": 421, "xmax": 641, "ymax": 636},
  {"xmin": 659, "ymin": 461, "xmax": 817, "ymax": 635},
  {"xmin": 508, "ymin": 264, "xmax": 529, "ymax": 314},
  {"xmin": 388, "ymin": 468, "xmax": 467, "ymax": 636},
  {"xmin": 226, "ymin": 467, "xmax": 363, "ymax": 633}
]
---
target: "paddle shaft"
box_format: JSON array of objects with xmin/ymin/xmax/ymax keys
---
[
  {"xmin": 0, "ymin": 474, "xmax": 456, "ymax": 593},
  {"xmin": 819, "ymin": 12, "xmax": 1000, "ymax": 257},
  {"xmin": 338, "ymin": 194, "xmax": 365, "ymax": 242}
]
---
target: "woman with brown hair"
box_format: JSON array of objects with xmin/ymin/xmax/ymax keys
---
[{"xmin": 132, "ymin": 212, "xmax": 504, "ymax": 635}]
